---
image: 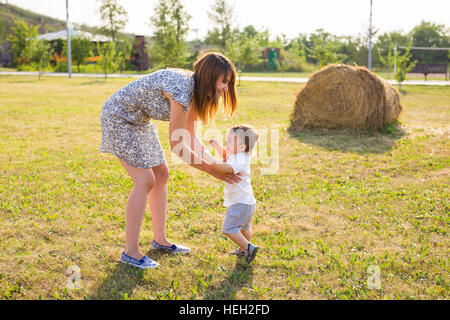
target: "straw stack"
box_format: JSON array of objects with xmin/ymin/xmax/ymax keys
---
[{"xmin": 291, "ymin": 64, "xmax": 403, "ymax": 131}]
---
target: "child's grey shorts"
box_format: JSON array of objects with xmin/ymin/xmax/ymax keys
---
[{"xmin": 222, "ymin": 203, "xmax": 256, "ymax": 234}]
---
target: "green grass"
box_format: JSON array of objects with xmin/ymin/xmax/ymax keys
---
[
  {"xmin": 240, "ymin": 71, "xmax": 449, "ymax": 81},
  {"xmin": 4, "ymin": 66, "xmax": 448, "ymax": 81},
  {"xmin": 0, "ymin": 76, "xmax": 448, "ymax": 300}
]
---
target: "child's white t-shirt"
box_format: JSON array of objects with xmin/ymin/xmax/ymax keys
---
[{"xmin": 224, "ymin": 152, "xmax": 256, "ymax": 207}]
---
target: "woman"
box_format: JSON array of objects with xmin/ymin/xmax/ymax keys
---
[{"xmin": 99, "ymin": 52, "xmax": 241, "ymax": 269}]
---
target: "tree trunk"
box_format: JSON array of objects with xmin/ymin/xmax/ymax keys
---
[{"xmin": 104, "ymin": 56, "xmax": 107, "ymax": 80}]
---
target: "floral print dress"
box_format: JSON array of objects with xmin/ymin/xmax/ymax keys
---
[{"xmin": 99, "ymin": 68, "xmax": 194, "ymax": 168}]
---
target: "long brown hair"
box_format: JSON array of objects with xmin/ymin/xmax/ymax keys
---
[{"xmin": 192, "ymin": 52, "xmax": 238, "ymax": 123}]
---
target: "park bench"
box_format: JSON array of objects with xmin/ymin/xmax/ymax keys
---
[{"xmin": 410, "ymin": 63, "xmax": 448, "ymax": 80}]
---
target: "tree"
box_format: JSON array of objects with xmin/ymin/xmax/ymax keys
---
[
  {"xmin": 115, "ymin": 35, "xmax": 133, "ymax": 73},
  {"xmin": 63, "ymin": 36, "xmax": 93, "ymax": 73},
  {"xmin": 277, "ymin": 42, "xmax": 310, "ymax": 73},
  {"xmin": 7, "ymin": 19, "xmax": 39, "ymax": 65},
  {"xmin": 242, "ymin": 25, "xmax": 258, "ymax": 38},
  {"xmin": 238, "ymin": 34, "xmax": 263, "ymax": 70},
  {"xmin": 410, "ymin": 21, "xmax": 450, "ymax": 63},
  {"xmin": 207, "ymin": 0, "xmax": 236, "ymax": 51},
  {"xmin": 373, "ymin": 31, "xmax": 412, "ymax": 69},
  {"xmin": 24, "ymin": 39, "xmax": 52, "ymax": 80},
  {"xmin": 149, "ymin": 0, "xmax": 191, "ymax": 68},
  {"xmin": 394, "ymin": 47, "xmax": 417, "ymax": 90},
  {"xmin": 97, "ymin": 41, "xmax": 117, "ymax": 80},
  {"xmin": 307, "ymin": 29, "xmax": 347, "ymax": 67},
  {"xmin": 378, "ymin": 46, "xmax": 395, "ymax": 79},
  {"xmin": 97, "ymin": 0, "xmax": 128, "ymax": 42}
]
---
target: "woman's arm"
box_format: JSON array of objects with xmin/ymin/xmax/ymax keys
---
[
  {"xmin": 183, "ymin": 105, "xmax": 224, "ymax": 165},
  {"xmin": 167, "ymin": 93, "xmax": 240, "ymax": 184}
]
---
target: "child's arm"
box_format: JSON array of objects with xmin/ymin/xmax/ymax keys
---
[
  {"xmin": 209, "ymin": 139, "xmax": 227, "ymax": 162},
  {"xmin": 208, "ymin": 139, "xmax": 236, "ymax": 174}
]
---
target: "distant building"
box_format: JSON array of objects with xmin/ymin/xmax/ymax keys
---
[
  {"xmin": 37, "ymin": 29, "xmax": 112, "ymax": 43},
  {"xmin": 131, "ymin": 36, "xmax": 149, "ymax": 71},
  {"xmin": 264, "ymin": 48, "xmax": 281, "ymax": 71},
  {"xmin": 37, "ymin": 30, "xmax": 150, "ymax": 71},
  {"xmin": 0, "ymin": 42, "xmax": 13, "ymax": 67}
]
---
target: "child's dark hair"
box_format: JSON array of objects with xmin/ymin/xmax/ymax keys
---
[{"xmin": 230, "ymin": 124, "xmax": 258, "ymax": 153}]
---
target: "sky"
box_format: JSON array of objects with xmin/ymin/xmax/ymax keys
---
[{"xmin": 5, "ymin": 0, "xmax": 450, "ymax": 41}]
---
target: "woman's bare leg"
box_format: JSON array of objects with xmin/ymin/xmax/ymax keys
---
[
  {"xmin": 149, "ymin": 162, "xmax": 171, "ymax": 246},
  {"xmin": 119, "ymin": 159, "xmax": 155, "ymax": 260}
]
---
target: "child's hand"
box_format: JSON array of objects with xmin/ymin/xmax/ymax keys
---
[{"xmin": 209, "ymin": 139, "xmax": 220, "ymax": 148}]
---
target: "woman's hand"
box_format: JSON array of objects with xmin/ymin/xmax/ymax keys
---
[
  {"xmin": 208, "ymin": 164, "xmax": 242, "ymax": 184},
  {"xmin": 211, "ymin": 162, "xmax": 234, "ymax": 174}
]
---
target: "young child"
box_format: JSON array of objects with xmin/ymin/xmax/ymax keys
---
[{"xmin": 209, "ymin": 124, "xmax": 259, "ymax": 263}]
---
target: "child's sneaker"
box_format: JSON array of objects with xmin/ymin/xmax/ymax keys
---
[
  {"xmin": 229, "ymin": 247, "xmax": 247, "ymax": 256},
  {"xmin": 246, "ymin": 243, "xmax": 259, "ymax": 264},
  {"xmin": 120, "ymin": 252, "xmax": 159, "ymax": 270},
  {"xmin": 152, "ymin": 240, "xmax": 191, "ymax": 254}
]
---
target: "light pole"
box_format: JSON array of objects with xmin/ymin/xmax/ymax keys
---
[
  {"xmin": 66, "ymin": 0, "xmax": 72, "ymax": 78},
  {"xmin": 368, "ymin": 0, "xmax": 373, "ymax": 70}
]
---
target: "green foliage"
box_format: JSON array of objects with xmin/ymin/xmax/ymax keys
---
[
  {"xmin": 0, "ymin": 19, "xmax": 6, "ymax": 41},
  {"xmin": 63, "ymin": 36, "xmax": 93, "ymax": 73},
  {"xmin": 115, "ymin": 35, "xmax": 133, "ymax": 73},
  {"xmin": 207, "ymin": 0, "xmax": 236, "ymax": 51},
  {"xmin": 378, "ymin": 46, "xmax": 395, "ymax": 79},
  {"xmin": 224, "ymin": 33, "xmax": 263, "ymax": 71},
  {"xmin": 54, "ymin": 61, "xmax": 69, "ymax": 73},
  {"xmin": 238, "ymin": 35, "xmax": 263, "ymax": 68},
  {"xmin": 149, "ymin": 0, "xmax": 191, "ymax": 68},
  {"xmin": 7, "ymin": 19, "xmax": 38, "ymax": 65},
  {"xmin": 23, "ymin": 38, "xmax": 52, "ymax": 79},
  {"xmin": 374, "ymin": 31, "xmax": 412, "ymax": 68},
  {"xmin": 278, "ymin": 42, "xmax": 312, "ymax": 73},
  {"xmin": 306, "ymin": 29, "xmax": 348, "ymax": 67},
  {"xmin": 310, "ymin": 44, "xmax": 347, "ymax": 68},
  {"xmin": 96, "ymin": 41, "xmax": 117, "ymax": 79},
  {"xmin": 97, "ymin": 0, "xmax": 128, "ymax": 42},
  {"xmin": 410, "ymin": 21, "xmax": 450, "ymax": 63},
  {"xmin": 394, "ymin": 47, "xmax": 417, "ymax": 89}
]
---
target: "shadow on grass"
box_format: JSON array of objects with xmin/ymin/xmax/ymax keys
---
[
  {"xmin": 6, "ymin": 78, "xmax": 41, "ymax": 84},
  {"xmin": 87, "ymin": 250, "xmax": 179, "ymax": 300},
  {"xmin": 204, "ymin": 258, "xmax": 254, "ymax": 300},
  {"xmin": 287, "ymin": 120, "xmax": 407, "ymax": 155},
  {"xmin": 79, "ymin": 80, "xmax": 107, "ymax": 86},
  {"xmin": 87, "ymin": 262, "xmax": 147, "ymax": 300}
]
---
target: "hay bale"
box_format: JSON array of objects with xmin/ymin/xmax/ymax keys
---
[{"xmin": 291, "ymin": 64, "xmax": 403, "ymax": 131}]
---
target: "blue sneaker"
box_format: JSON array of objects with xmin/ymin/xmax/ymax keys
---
[
  {"xmin": 152, "ymin": 240, "xmax": 191, "ymax": 254},
  {"xmin": 246, "ymin": 243, "xmax": 259, "ymax": 264},
  {"xmin": 120, "ymin": 252, "xmax": 159, "ymax": 270}
]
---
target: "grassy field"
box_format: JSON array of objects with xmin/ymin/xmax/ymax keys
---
[
  {"xmin": 0, "ymin": 75, "xmax": 448, "ymax": 300},
  {"xmin": 241, "ymin": 71, "xmax": 449, "ymax": 81},
  {"xmin": 3, "ymin": 67, "xmax": 449, "ymax": 81}
]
